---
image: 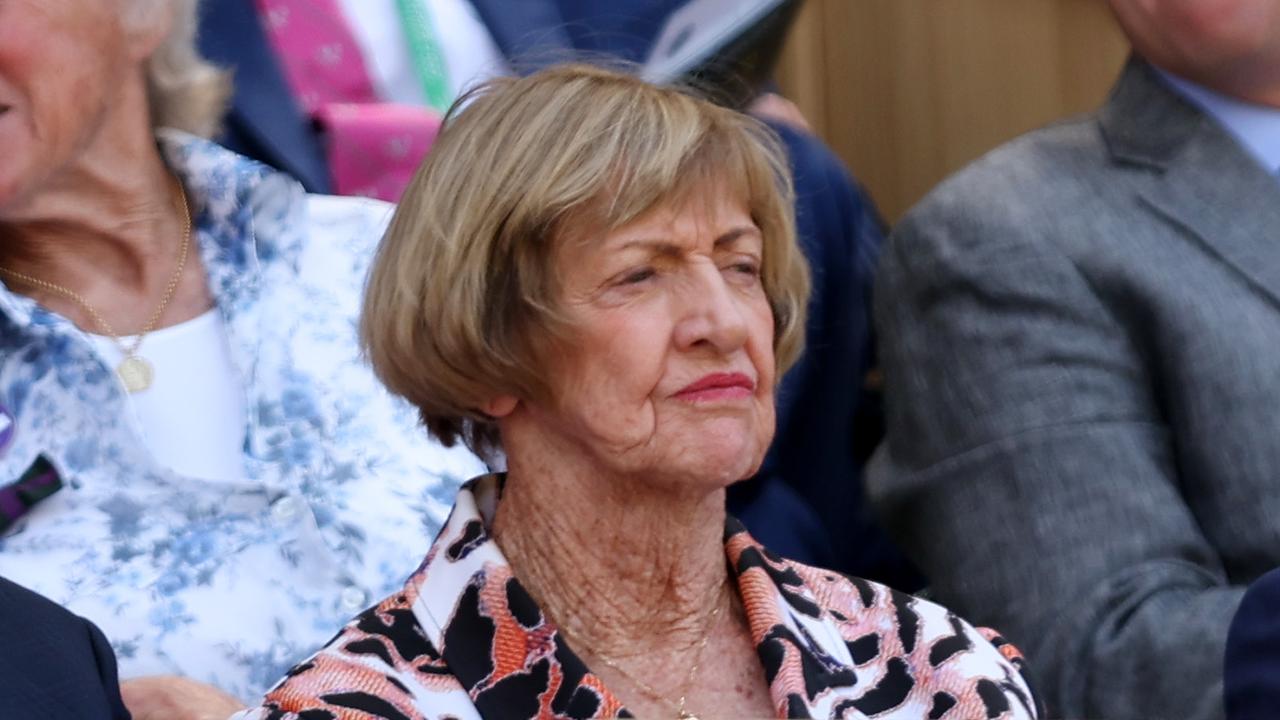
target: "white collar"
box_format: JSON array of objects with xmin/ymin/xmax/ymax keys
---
[{"xmin": 1156, "ymin": 68, "xmax": 1280, "ymax": 175}]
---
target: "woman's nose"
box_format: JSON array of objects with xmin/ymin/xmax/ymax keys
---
[{"xmin": 672, "ymin": 264, "xmax": 750, "ymax": 353}]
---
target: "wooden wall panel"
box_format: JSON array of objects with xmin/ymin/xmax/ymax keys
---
[{"xmin": 778, "ymin": 0, "xmax": 1129, "ymax": 222}]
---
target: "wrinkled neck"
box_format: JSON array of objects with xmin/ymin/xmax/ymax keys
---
[{"xmin": 491, "ymin": 452, "xmax": 733, "ymax": 659}]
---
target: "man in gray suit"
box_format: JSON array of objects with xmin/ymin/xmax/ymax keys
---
[{"xmin": 869, "ymin": 1, "xmax": 1280, "ymax": 718}]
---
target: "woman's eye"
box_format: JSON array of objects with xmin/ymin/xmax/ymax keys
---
[
  {"xmin": 618, "ymin": 268, "xmax": 655, "ymax": 285},
  {"xmin": 729, "ymin": 261, "xmax": 761, "ymax": 277}
]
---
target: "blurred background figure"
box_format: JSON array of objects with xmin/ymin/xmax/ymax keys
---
[
  {"xmin": 199, "ymin": 0, "xmax": 908, "ymax": 587},
  {"xmin": 0, "ymin": 0, "xmax": 483, "ymax": 710},
  {"xmin": 870, "ymin": 0, "xmax": 1280, "ymax": 718}
]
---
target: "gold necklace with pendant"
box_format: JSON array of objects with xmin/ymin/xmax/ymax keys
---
[
  {"xmin": 0, "ymin": 176, "xmax": 191, "ymax": 393},
  {"xmin": 578, "ymin": 579, "xmax": 729, "ymax": 720}
]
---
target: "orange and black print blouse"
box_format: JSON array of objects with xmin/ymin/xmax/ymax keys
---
[{"xmin": 235, "ymin": 475, "xmax": 1041, "ymax": 719}]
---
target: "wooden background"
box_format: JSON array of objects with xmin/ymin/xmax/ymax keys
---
[{"xmin": 776, "ymin": 0, "xmax": 1131, "ymax": 222}]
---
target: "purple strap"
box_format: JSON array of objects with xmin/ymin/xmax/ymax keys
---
[{"xmin": 0, "ymin": 456, "xmax": 62, "ymax": 533}]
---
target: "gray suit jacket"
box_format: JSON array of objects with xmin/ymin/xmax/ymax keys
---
[{"xmin": 869, "ymin": 57, "xmax": 1280, "ymax": 720}]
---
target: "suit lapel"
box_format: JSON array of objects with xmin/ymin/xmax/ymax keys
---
[
  {"xmin": 467, "ymin": 0, "xmax": 576, "ymax": 72},
  {"xmin": 1101, "ymin": 58, "xmax": 1280, "ymax": 310},
  {"xmin": 1140, "ymin": 129, "xmax": 1280, "ymax": 311}
]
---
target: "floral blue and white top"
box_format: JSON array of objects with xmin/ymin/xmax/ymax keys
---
[{"xmin": 0, "ymin": 131, "xmax": 486, "ymax": 701}]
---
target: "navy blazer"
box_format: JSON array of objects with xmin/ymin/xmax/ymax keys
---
[
  {"xmin": 198, "ymin": 0, "xmax": 907, "ymax": 582},
  {"xmin": 469, "ymin": 0, "xmax": 677, "ymax": 69},
  {"xmin": 0, "ymin": 577, "xmax": 132, "ymax": 720},
  {"xmin": 1226, "ymin": 567, "xmax": 1280, "ymax": 719}
]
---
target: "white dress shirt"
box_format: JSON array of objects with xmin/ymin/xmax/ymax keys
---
[{"xmin": 335, "ymin": 0, "xmax": 509, "ymax": 105}]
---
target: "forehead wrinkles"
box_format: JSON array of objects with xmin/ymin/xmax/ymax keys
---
[
  {"xmin": 559, "ymin": 175, "xmax": 753, "ymax": 267},
  {"xmin": 559, "ymin": 132, "xmax": 755, "ymax": 243}
]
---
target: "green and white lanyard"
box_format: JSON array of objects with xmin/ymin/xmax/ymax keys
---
[{"xmin": 394, "ymin": 0, "xmax": 453, "ymax": 112}]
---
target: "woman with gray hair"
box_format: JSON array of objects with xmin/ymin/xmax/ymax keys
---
[{"xmin": 0, "ymin": 0, "xmax": 483, "ymax": 713}]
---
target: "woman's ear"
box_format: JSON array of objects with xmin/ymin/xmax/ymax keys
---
[
  {"xmin": 481, "ymin": 395, "xmax": 519, "ymax": 419},
  {"xmin": 123, "ymin": 0, "xmax": 175, "ymax": 61}
]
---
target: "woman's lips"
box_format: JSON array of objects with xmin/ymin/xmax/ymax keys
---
[{"xmin": 674, "ymin": 372, "xmax": 756, "ymax": 401}]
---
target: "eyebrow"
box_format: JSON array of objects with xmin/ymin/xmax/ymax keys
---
[
  {"xmin": 714, "ymin": 226, "xmax": 763, "ymax": 248},
  {"xmin": 615, "ymin": 226, "xmax": 762, "ymax": 254}
]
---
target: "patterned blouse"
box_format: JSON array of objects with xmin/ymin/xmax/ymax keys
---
[
  {"xmin": 0, "ymin": 132, "xmax": 486, "ymax": 700},
  {"xmin": 237, "ymin": 476, "xmax": 1040, "ymax": 719}
]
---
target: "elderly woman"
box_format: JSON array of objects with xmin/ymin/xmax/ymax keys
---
[
  {"xmin": 0, "ymin": 0, "xmax": 483, "ymax": 711},
  {"xmin": 232, "ymin": 65, "xmax": 1042, "ymax": 720}
]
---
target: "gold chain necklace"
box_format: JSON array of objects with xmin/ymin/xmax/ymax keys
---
[
  {"xmin": 0, "ymin": 177, "xmax": 191, "ymax": 393},
  {"xmin": 579, "ymin": 580, "xmax": 729, "ymax": 720}
]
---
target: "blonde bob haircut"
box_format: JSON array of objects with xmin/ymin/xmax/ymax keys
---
[{"xmin": 361, "ymin": 63, "xmax": 810, "ymax": 458}]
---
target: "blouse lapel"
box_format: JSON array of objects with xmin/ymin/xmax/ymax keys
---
[
  {"xmin": 407, "ymin": 486, "xmax": 923, "ymax": 720},
  {"xmin": 725, "ymin": 519, "xmax": 868, "ymax": 719},
  {"xmin": 725, "ymin": 519, "xmax": 1041, "ymax": 720},
  {"xmin": 408, "ymin": 476, "xmax": 628, "ymax": 719}
]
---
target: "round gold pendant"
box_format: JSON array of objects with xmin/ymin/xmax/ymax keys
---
[{"xmin": 117, "ymin": 355, "xmax": 154, "ymax": 393}]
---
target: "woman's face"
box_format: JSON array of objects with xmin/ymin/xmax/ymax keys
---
[
  {"xmin": 0, "ymin": 0, "xmax": 150, "ymax": 210},
  {"xmin": 528, "ymin": 183, "xmax": 777, "ymax": 489}
]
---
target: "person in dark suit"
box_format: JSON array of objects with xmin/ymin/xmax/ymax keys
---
[
  {"xmin": 0, "ymin": 577, "xmax": 132, "ymax": 720},
  {"xmin": 1225, "ymin": 568, "xmax": 1280, "ymax": 719},
  {"xmin": 870, "ymin": 0, "xmax": 1280, "ymax": 717},
  {"xmin": 198, "ymin": 0, "xmax": 912, "ymax": 585}
]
